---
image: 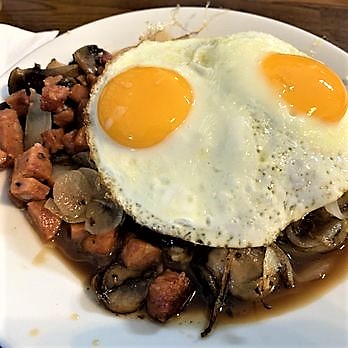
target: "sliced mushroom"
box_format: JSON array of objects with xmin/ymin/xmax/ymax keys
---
[
  {"xmin": 285, "ymin": 218, "xmax": 347, "ymax": 253},
  {"xmin": 102, "ymin": 279, "xmax": 151, "ymax": 314},
  {"xmin": 8, "ymin": 64, "xmax": 80, "ymax": 95},
  {"xmin": 259, "ymin": 243, "xmax": 295, "ymax": 296},
  {"xmin": 102, "ymin": 263, "xmax": 141, "ymax": 289},
  {"xmin": 73, "ymin": 45, "xmax": 103, "ymax": 75}
]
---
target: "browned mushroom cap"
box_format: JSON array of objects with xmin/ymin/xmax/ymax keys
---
[
  {"xmin": 285, "ymin": 217, "xmax": 347, "ymax": 253},
  {"xmin": 73, "ymin": 45, "xmax": 105, "ymax": 75},
  {"xmin": 92, "ymin": 262, "xmax": 152, "ymax": 314},
  {"xmin": 8, "ymin": 64, "xmax": 80, "ymax": 95}
]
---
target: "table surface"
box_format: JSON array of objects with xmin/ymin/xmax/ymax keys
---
[{"xmin": 0, "ymin": 0, "xmax": 347, "ymax": 52}]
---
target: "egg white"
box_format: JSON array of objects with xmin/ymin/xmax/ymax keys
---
[{"xmin": 87, "ymin": 31, "xmax": 348, "ymax": 247}]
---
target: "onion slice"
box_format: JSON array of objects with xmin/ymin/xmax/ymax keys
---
[
  {"xmin": 85, "ymin": 199, "xmax": 123, "ymax": 235},
  {"xmin": 53, "ymin": 170, "xmax": 92, "ymax": 223},
  {"xmin": 24, "ymin": 89, "xmax": 52, "ymax": 150},
  {"xmin": 325, "ymin": 199, "xmax": 348, "ymax": 220}
]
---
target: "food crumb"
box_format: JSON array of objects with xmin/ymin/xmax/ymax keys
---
[
  {"xmin": 29, "ymin": 328, "xmax": 40, "ymax": 337},
  {"xmin": 92, "ymin": 339, "xmax": 100, "ymax": 347},
  {"xmin": 70, "ymin": 312, "xmax": 80, "ymax": 320}
]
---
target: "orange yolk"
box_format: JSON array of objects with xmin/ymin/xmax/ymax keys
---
[
  {"xmin": 98, "ymin": 66, "xmax": 194, "ymax": 148},
  {"xmin": 261, "ymin": 53, "xmax": 348, "ymax": 122}
]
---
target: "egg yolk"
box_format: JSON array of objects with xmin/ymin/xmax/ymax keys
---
[
  {"xmin": 262, "ymin": 53, "xmax": 348, "ymax": 122},
  {"xmin": 98, "ymin": 66, "xmax": 194, "ymax": 148}
]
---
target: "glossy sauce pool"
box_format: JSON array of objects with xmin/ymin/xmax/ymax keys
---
[{"xmin": 35, "ymin": 237, "xmax": 348, "ymax": 330}]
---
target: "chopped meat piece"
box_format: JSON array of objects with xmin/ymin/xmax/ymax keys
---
[
  {"xmin": 0, "ymin": 109, "xmax": 23, "ymax": 166},
  {"xmin": 69, "ymin": 84, "xmax": 89, "ymax": 103},
  {"xmin": 44, "ymin": 75, "xmax": 63, "ymax": 87},
  {"xmin": 76, "ymin": 75, "xmax": 87, "ymax": 87},
  {"xmin": 147, "ymin": 270, "xmax": 191, "ymax": 322},
  {"xmin": 40, "ymin": 84, "xmax": 70, "ymax": 113},
  {"xmin": 70, "ymin": 223, "xmax": 88, "ymax": 241},
  {"xmin": 99, "ymin": 51, "xmax": 113, "ymax": 65},
  {"xmin": 53, "ymin": 108, "xmax": 74, "ymax": 127},
  {"xmin": 8, "ymin": 191, "xmax": 26, "ymax": 209},
  {"xmin": 82, "ymin": 230, "xmax": 117, "ymax": 255},
  {"xmin": 121, "ymin": 236, "xmax": 162, "ymax": 271},
  {"xmin": 86, "ymin": 73, "xmax": 98, "ymax": 87},
  {"xmin": 5, "ymin": 89, "xmax": 30, "ymax": 117},
  {"xmin": 62, "ymin": 130, "xmax": 76, "ymax": 154},
  {"xmin": 75, "ymin": 98, "xmax": 88, "ymax": 125},
  {"xmin": 41, "ymin": 128, "xmax": 64, "ymax": 153},
  {"xmin": 63, "ymin": 127, "xmax": 89, "ymax": 154},
  {"xmin": 27, "ymin": 200, "xmax": 61, "ymax": 241},
  {"xmin": 0, "ymin": 149, "xmax": 9, "ymax": 169},
  {"xmin": 10, "ymin": 177, "xmax": 50, "ymax": 201},
  {"xmin": 13, "ymin": 143, "xmax": 52, "ymax": 181},
  {"xmin": 74, "ymin": 126, "xmax": 89, "ymax": 152}
]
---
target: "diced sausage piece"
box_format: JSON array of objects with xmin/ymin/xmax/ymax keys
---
[
  {"xmin": 70, "ymin": 223, "xmax": 88, "ymax": 241},
  {"xmin": 69, "ymin": 84, "xmax": 89, "ymax": 103},
  {"xmin": 86, "ymin": 73, "xmax": 98, "ymax": 87},
  {"xmin": 10, "ymin": 177, "xmax": 50, "ymax": 201},
  {"xmin": 75, "ymin": 98, "xmax": 88, "ymax": 125},
  {"xmin": 27, "ymin": 200, "xmax": 61, "ymax": 241},
  {"xmin": 74, "ymin": 126, "xmax": 89, "ymax": 153},
  {"xmin": 0, "ymin": 149, "xmax": 9, "ymax": 169},
  {"xmin": 62, "ymin": 129, "xmax": 76, "ymax": 154},
  {"xmin": 40, "ymin": 84, "xmax": 70, "ymax": 113},
  {"xmin": 62, "ymin": 127, "xmax": 89, "ymax": 154},
  {"xmin": 5, "ymin": 89, "xmax": 30, "ymax": 117},
  {"xmin": 44, "ymin": 75, "xmax": 63, "ymax": 87},
  {"xmin": 53, "ymin": 108, "xmax": 74, "ymax": 127},
  {"xmin": 8, "ymin": 191, "xmax": 26, "ymax": 209},
  {"xmin": 76, "ymin": 75, "xmax": 87, "ymax": 86},
  {"xmin": 99, "ymin": 51, "xmax": 113, "ymax": 65},
  {"xmin": 147, "ymin": 270, "xmax": 191, "ymax": 323},
  {"xmin": 13, "ymin": 143, "xmax": 52, "ymax": 181},
  {"xmin": 41, "ymin": 128, "xmax": 64, "ymax": 153},
  {"xmin": 121, "ymin": 236, "xmax": 162, "ymax": 271},
  {"xmin": 0, "ymin": 109, "xmax": 23, "ymax": 165},
  {"xmin": 82, "ymin": 230, "xmax": 117, "ymax": 255}
]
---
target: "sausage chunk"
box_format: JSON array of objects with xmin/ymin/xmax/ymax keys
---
[
  {"xmin": 40, "ymin": 84, "xmax": 70, "ymax": 113},
  {"xmin": 53, "ymin": 108, "xmax": 74, "ymax": 128},
  {"xmin": 10, "ymin": 177, "xmax": 50, "ymax": 201},
  {"xmin": 121, "ymin": 236, "xmax": 161, "ymax": 271},
  {"xmin": 12, "ymin": 143, "xmax": 52, "ymax": 181},
  {"xmin": 41, "ymin": 128, "xmax": 64, "ymax": 154},
  {"xmin": 0, "ymin": 109, "xmax": 23, "ymax": 167},
  {"xmin": 62, "ymin": 127, "xmax": 89, "ymax": 154},
  {"xmin": 82, "ymin": 230, "xmax": 117, "ymax": 255},
  {"xmin": 0, "ymin": 149, "xmax": 10, "ymax": 169},
  {"xmin": 6, "ymin": 89, "xmax": 30, "ymax": 117},
  {"xmin": 147, "ymin": 270, "xmax": 192, "ymax": 322},
  {"xmin": 27, "ymin": 200, "xmax": 61, "ymax": 241},
  {"xmin": 69, "ymin": 84, "xmax": 89, "ymax": 104}
]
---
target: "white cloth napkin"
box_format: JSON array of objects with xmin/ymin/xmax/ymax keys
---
[{"xmin": 0, "ymin": 24, "xmax": 58, "ymax": 78}]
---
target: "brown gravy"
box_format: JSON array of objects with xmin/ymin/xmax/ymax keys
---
[
  {"xmin": 177, "ymin": 245, "xmax": 348, "ymax": 327},
  {"xmin": 34, "ymin": 239, "xmax": 348, "ymax": 330}
]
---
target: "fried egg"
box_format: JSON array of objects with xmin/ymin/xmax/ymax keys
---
[{"xmin": 87, "ymin": 32, "xmax": 348, "ymax": 248}]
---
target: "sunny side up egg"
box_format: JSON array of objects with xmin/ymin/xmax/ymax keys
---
[{"xmin": 87, "ymin": 31, "xmax": 348, "ymax": 248}]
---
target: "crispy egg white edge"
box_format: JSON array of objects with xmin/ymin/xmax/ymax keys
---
[{"xmin": 86, "ymin": 32, "xmax": 348, "ymax": 248}]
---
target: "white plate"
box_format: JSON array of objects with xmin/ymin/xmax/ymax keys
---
[{"xmin": 1, "ymin": 7, "xmax": 347, "ymax": 348}]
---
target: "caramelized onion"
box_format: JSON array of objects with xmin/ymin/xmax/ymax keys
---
[
  {"xmin": 53, "ymin": 170, "xmax": 92, "ymax": 223},
  {"xmin": 85, "ymin": 199, "xmax": 124, "ymax": 235},
  {"xmin": 24, "ymin": 90, "xmax": 52, "ymax": 150},
  {"xmin": 78, "ymin": 167, "xmax": 106, "ymax": 200},
  {"xmin": 325, "ymin": 200, "xmax": 347, "ymax": 220}
]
